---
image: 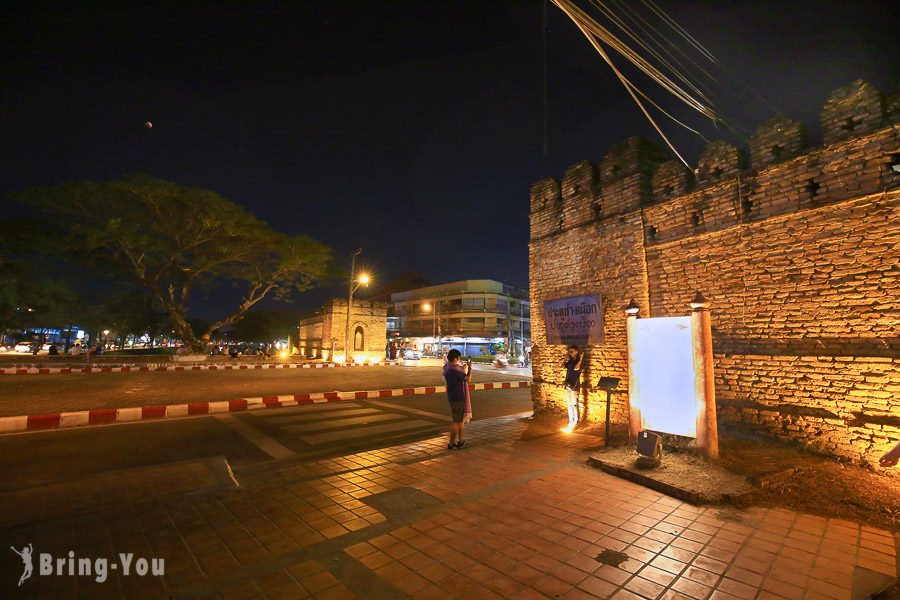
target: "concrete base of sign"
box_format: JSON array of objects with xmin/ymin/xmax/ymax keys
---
[{"xmin": 587, "ymin": 447, "xmax": 754, "ymax": 505}]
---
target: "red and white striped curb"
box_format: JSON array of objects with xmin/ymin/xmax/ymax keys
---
[
  {"xmin": 0, "ymin": 381, "xmax": 531, "ymax": 434},
  {"xmin": 0, "ymin": 361, "xmax": 405, "ymax": 376}
]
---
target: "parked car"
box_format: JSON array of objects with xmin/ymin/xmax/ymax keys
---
[
  {"xmin": 401, "ymin": 348, "xmax": 422, "ymax": 360},
  {"xmin": 14, "ymin": 341, "xmax": 53, "ymax": 353}
]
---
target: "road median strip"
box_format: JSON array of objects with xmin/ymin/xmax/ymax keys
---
[
  {"xmin": 0, "ymin": 361, "xmax": 406, "ymax": 376},
  {"xmin": 0, "ymin": 381, "xmax": 531, "ymax": 434}
]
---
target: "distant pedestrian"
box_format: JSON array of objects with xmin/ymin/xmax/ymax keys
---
[
  {"xmin": 880, "ymin": 441, "xmax": 900, "ymax": 467},
  {"xmin": 68, "ymin": 343, "xmax": 83, "ymax": 356},
  {"xmin": 47, "ymin": 343, "xmax": 59, "ymax": 356},
  {"xmin": 563, "ymin": 345, "xmax": 583, "ymax": 430},
  {"xmin": 443, "ymin": 349, "xmax": 472, "ymax": 450}
]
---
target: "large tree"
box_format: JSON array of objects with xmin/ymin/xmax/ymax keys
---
[
  {"xmin": 0, "ymin": 257, "xmax": 81, "ymax": 339},
  {"xmin": 227, "ymin": 309, "xmax": 300, "ymax": 344},
  {"xmin": 14, "ymin": 176, "xmax": 331, "ymax": 352}
]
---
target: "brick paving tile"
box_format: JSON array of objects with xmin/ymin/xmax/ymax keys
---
[
  {"xmin": 577, "ymin": 574, "xmax": 620, "ymax": 597},
  {"xmin": 670, "ymin": 576, "xmax": 712, "ymax": 599},
  {"xmin": 760, "ymin": 575, "xmax": 806, "ymax": 600},
  {"xmin": 659, "ymin": 591, "xmax": 696, "ymax": 600},
  {"xmin": 610, "ymin": 589, "xmax": 647, "ymax": 600},
  {"xmin": 625, "ymin": 575, "xmax": 666, "ymax": 599},
  {"xmin": 597, "ymin": 564, "xmax": 633, "ymax": 586},
  {"xmin": 716, "ymin": 576, "xmax": 760, "ymax": 598},
  {"xmin": 639, "ymin": 565, "xmax": 678, "ymax": 587},
  {"xmin": 682, "ymin": 565, "xmax": 722, "ymax": 587}
]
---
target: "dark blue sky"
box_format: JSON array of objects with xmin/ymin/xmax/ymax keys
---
[{"xmin": 1, "ymin": 1, "xmax": 897, "ymax": 317}]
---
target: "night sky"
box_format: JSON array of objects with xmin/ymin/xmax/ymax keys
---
[{"xmin": 2, "ymin": 1, "xmax": 897, "ymax": 318}]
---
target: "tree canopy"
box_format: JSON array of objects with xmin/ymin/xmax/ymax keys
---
[
  {"xmin": 226, "ymin": 309, "xmax": 300, "ymax": 344},
  {"xmin": 13, "ymin": 176, "xmax": 332, "ymax": 351}
]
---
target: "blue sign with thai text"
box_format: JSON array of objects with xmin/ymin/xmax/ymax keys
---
[{"xmin": 543, "ymin": 294, "xmax": 603, "ymax": 345}]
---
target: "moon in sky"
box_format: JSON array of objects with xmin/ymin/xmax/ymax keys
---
[{"xmin": 144, "ymin": 121, "xmax": 153, "ymax": 129}]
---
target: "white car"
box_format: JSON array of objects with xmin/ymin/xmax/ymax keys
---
[
  {"xmin": 401, "ymin": 348, "xmax": 422, "ymax": 360},
  {"xmin": 14, "ymin": 342, "xmax": 52, "ymax": 353}
]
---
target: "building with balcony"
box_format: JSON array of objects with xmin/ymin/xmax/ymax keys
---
[{"xmin": 388, "ymin": 280, "xmax": 530, "ymax": 359}]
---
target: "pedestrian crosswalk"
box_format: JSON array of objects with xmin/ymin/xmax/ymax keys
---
[
  {"xmin": 243, "ymin": 401, "xmax": 446, "ymax": 450},
  {"xmin": 297, "ymin": 420, "xmax": 436, "ymax": 445},
  {"xmin": 283, "ymin": 413, "xmax": 404, "ymax": 434}
]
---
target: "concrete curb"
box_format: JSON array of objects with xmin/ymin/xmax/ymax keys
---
[
  {"xmin": 0, "ymin": 381, "xmax": 531, "ymax": 434},
  {"xmin": 0, "ymin": 361, "xmax": 405, "ymax": 376},
  {"xmin": 586, "ymin": 456, "xmax": 755, "ymax": 506}
]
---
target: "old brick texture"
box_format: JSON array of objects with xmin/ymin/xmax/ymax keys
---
[{"xmin": 530, "ymin": 80, "xmax": 900, "ymax": 464}]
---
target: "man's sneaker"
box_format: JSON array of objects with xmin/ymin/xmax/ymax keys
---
[
  {"xmin": 447, "ymin": 444, "xmax": 455, "ymax": 451},
  {"xmin": 456, "ymin": 441, "xmax": 466, "ymax": 449}
]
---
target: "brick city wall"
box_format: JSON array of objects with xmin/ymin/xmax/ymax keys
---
[
  {"xmin": 298, "ymin": 299, "xmax": 389, "ymax": 359},
  {"xmin": 529, "ymin": 80, "xmax": 900, "ymax": 464}
]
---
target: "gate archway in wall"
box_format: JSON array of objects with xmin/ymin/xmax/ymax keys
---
[{"xmin": 353, "ymin": 324, "xmax": 366, "ymax": 351}]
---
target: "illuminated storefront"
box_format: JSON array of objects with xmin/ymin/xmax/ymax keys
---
[{"xmin": 388, "ymin": 280, "xmax": 531, "ymax": 360}]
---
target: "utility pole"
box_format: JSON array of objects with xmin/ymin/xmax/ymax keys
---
[
  {"xmin": 429, "ymin": 301, "xmax": 436, "ymax": 355},
  {"xmin": 344, "ymin": 249, "xmax": 361, "ymax": 363},
  {"xmin": 507, "ymin": 296, "xmax": 513, "ymax": 358},
  {"xmin": 436, "ymin": 300, "xmax": 442, "ymax": 357}
]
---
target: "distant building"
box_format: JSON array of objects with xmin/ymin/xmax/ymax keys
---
[
  {"xmin": 297, "ymin": 298, "xmax": 389, "ymax": 362},
  {"xmin": 388, "ymin": 280, "xmax": 530, "ymax": 359}
]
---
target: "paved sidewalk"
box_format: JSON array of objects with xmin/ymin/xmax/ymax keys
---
[{"xmin": 1, "ymin": 416, "xmax": 895, "ymax": 599}]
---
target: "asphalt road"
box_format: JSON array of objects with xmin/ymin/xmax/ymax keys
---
[
  {"xmin": 0, "ymin": 387, "xmax": 533, "ymax": 491},
  {"xmin": 0, "ymin": 364, "xmax": 530, "ymax": 416}
]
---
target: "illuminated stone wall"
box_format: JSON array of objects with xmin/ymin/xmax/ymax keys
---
[{"xmin": 529, "ymin": 79, "xmax": 900, "ymax": 464}]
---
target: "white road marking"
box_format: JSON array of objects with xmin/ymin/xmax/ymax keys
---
[
  {"xmin": 298, "ymin": 419, "xmax": 435, "ymax": 445},
  {"xmin": 365, "ymin": 400, "xmax": 449, "ymax": 420},
  {"xmin": 283, "ymin": 413, "xmax": 406, "ymax": 434},
  {"xmin": 213, "ymin": 414, "xmax": 296, "ymax": 460}
]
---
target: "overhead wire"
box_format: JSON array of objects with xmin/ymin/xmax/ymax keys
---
[
  {"xmin": 641, "ymin": 0, "xmax": 718, "ymax": 63},
  {"xmin": 605, "ymin": 0, "xmax": 720, "ymax": 100},
  {"xmin": 548, "ymin": 0, "xmax": 768, "ymax": 165},
  {"xmin": 552, "ymin": 0, "xmax": 694, "ymax": 168},
  {"xmin": 604, "ymin": 0, "xmax": 749, "ymax": 139},
  {"xmin": 552, "ymin": 0, "xmax": 718, "ymax": 121},
  {"xmin": 638, "ymin": 0, "xmax": 783, "ymax": 119},
  {"xmin": 542, "ymin": 0, "xmax": 550, "ymax": 171},
  {"xmin": 590, "ymin": 0, "xmax": 712, "ymax": 104}
]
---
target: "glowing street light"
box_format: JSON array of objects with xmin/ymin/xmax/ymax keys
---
[
  {"xmin": 343, "ymin": 250, "xmax": 371, "ymax": 364},
  {"xmin": 422, "ymin": 301, "xmax": 440, "ymax": 355}
]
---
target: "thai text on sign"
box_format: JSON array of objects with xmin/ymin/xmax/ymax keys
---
[{"xmin": 543, "ymin": 294, "xmax": 603, "ymax": 345}]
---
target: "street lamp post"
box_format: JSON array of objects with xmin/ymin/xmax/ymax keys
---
[
  {"xmin": 435, "ymin": 301, "xmax": 442, "ymax": 357},
  {"xmin": 343, "ymin": 249, "xmax": 370, "ymax": 364},
  {"xmin": 422, "ymin": 301, "xmax": 442, "ymax": 357}
]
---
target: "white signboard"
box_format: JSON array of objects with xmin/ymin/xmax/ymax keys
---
[{"xmin": 631, "ymin": 316, "xmax": 697, "ymax": 437}]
